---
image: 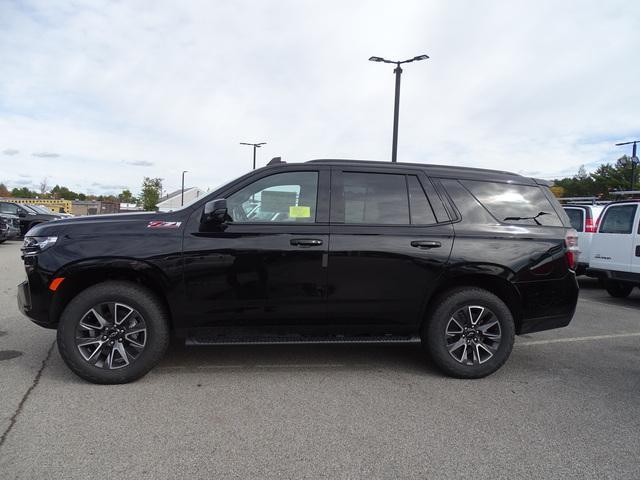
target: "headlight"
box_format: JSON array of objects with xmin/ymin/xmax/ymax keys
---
[{"xmin": 23, "ymin": 236, "xmax": 58, "ymax": 254}]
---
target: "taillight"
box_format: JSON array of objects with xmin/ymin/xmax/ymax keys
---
[
  {"xmin": 565, "ymin": 228, "xmax": 580, "ymax": 270},
  {"xmin": 584, "ymin": 217, "xmax": 597, "ymax": 233}
]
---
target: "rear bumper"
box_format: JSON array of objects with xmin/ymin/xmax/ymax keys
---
[
  {"xmin": 515, "ymin": 273, "xmax": 579, "ymax": 335},
  {"xmin": 587, "ymin": 268, "xmax": 640, "ymax": 284}
]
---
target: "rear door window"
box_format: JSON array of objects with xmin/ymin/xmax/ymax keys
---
[
  {"xmin": 343, "ymin": 172, "xmax": 409, "ymax": 224},
  {"xmin": 599, "ymin": 204, "xmax": 638, "ymax": 234},
  {"xmin": 564, "ymin": 208, "xmax": 584, "ymax": 231},
  {"xmin": 461, "ymin": 180, "xmax": 563, "ymax": 226}
]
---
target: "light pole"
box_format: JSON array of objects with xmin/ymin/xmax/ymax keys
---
[
  {"xmin": 369, "ymin": 54, "xmax": 429, "ymax": 162},
  {"xmin": 615, "ymin": 140, "xmax": 640, "ymax": 191},
  {"xmin": 181, "ymin": 170, "xmax": 188, "ymax": 206},
  {"xmin": 240, "ymin": 142, "xmax": 267, "ymax": 170}
]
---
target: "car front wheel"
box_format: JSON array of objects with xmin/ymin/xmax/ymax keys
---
[
  {"xmin": 57, "ymin": 281, "xmax": 170, "ymax": 384},
  {"xmin": 424, "ymin": 287, "xmax": 515, "ymax": 379}
]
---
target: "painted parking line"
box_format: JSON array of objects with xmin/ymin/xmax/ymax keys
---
[
  {"xmin": 578, "ymin": 298, "xmax": 640, "ymax": 313},
  {"xmin": 156, "ymin": 363, "xmax": 346, "ymax": 371},
  {"xmin": 518, "ymin": 332, "xmax": 640, "ymax": 346}
]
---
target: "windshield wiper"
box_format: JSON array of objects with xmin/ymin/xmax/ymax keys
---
[{"xmin": 503, "ymin": 211, "xmax": 549, "ymax": 226}]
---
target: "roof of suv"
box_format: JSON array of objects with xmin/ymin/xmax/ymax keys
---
[{"xmin": 305, "ymin": 159, "xmax": 540, "ymax": 185}]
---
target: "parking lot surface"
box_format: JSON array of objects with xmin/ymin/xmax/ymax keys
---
[{"xmin": 0, "ymin": 239, "xmax": 639, "ymax": 479}]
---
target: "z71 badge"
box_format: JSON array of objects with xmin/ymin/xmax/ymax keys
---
[{"xmin": 147, "ymin": 221, "xmax": 182, "ymax": 229}]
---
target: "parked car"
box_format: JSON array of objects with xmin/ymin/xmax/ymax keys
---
[
  {"xmin": 0, "ymin": 217, "xmax": 8, "ymax": 243},
  {"xmin": 33, "ymin": 204, "xmax": 74, "ymax": 218},
  {"xmin": 0, "ymin": 213, "xmax": 21, "ymax": 242},
  {"xmin": 0, "ymin": 201, "xmax": 62, "ymax": 236},
  {"xmin": 562, "ymin": 204, "xmax": 605, "ymax": 275},
  {"xmin": 17, "ymin": 159, "xmax": 579, "ymax": 384},
  {"xmin": 588, "ymin": 200, "xmax": 640, "ymax": 297}
]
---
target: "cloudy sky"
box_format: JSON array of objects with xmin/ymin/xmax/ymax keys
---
[{"xmin": 1, "ymin": 0, "xmax": 639, "ymax": 196}]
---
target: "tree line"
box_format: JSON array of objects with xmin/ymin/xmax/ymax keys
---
[
  {"xmin": 0, "ymin": 177, "xmax": 164, "ymax": 211},
  {"xmin": 551, "ymin": 155, "xmax": 639, "ymax": 198}
]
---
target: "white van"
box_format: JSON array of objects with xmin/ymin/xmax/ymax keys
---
[
  {"xmin": 588, "ymin": 201, "xmax": 640, "ymax": 297},
  {"xmin": 563, "ymin": 204, "xmax": 605, "ymax": 275}
]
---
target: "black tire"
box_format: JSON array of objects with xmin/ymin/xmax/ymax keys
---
[
  {"xmin": 423, "ymin": 287, "xmax": 515, "ymax": 379},
  {"xmin": 57, "ymin": 281, "xmax": 170, "ymax": 384},
  {"xmin": 605, "ymin": 280, "xmax": 634, "ymax": 298}
]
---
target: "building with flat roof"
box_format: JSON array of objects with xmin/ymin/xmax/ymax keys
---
[{"xmin": 157, "ymin": 187, "xmax": 206, "ymax": 212}]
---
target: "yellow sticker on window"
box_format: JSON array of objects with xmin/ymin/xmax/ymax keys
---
[{"xmin": 289, "ymin": 206, "xmax": 311, "ymax": 218}]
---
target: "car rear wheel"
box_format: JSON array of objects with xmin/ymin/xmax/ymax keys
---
[
  {"xmin": 57, "ymin": 281, "xmax": 169, "ymax": 384},
  {"xmin": 604, "ymin": 280, "xmax": 634, "ymax": 298},
  {"xmin": 424, "ymin": 287, "xmax": 515, "ymax": 379}
]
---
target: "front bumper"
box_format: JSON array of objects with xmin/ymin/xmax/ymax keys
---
[{"xmin": 17, "ymin": 281, "xmax": 31, "ymax": 316}]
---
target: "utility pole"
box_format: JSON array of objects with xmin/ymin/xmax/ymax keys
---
[
  {"xmin": 615, "ymin": 140, "xmax": 640, "ymax": 191},
  {"xmin": 181, "ymin": 170, "xmax": 188, "ymax": 206},
  {"xmin": 369, "ymin": 54, "xmax": 429, "ymax": 162},
  {"xmin": 240, "ymin": 142, "xmax": 267, "ymax": 170}
]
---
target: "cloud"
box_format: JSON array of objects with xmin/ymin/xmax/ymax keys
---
[
  {"xmin": 32, "ymin": 152, "xmax": 60, "ymax": 158},
  {"xmin": 3, "ymin": 149, "xmax": 19, "ymax": 155},
  {"xmin": 91, "ymin": 182, "xmax": 127, "ymax": 191},
  {"xmin": 0, "ymin": 1, "xmax": 638, "ymax": 195},
  {"xmin": 13, "ymin": 179, "xmax": 35, "ymax": 186},
  {"xmin": 124, "ymin": 160, "xmax": 154, "ymax": 166}
]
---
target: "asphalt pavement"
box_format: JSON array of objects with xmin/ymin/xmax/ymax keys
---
[{"xmin": 0, "ymin": 239, "xmax": 638, "ymax": 479}]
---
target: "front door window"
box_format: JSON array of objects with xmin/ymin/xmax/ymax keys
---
[{"xmin": 227, "ymin": 171, "xmax": 318, "ymax": 223}]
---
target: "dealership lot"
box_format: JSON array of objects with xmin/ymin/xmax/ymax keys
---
[{"xmin": 0, "ymin": 240, "xmax": 638, "ymax": 479}]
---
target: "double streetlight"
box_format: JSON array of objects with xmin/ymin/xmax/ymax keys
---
[
  {"xmin": 369, "ymin": 54, "xmax": 429, "ymax": 162},
  {"xmin": 615, "ymin": 140, "xmax": 640, "ymax": 192},
  {"xmin": 240, "ymin": 142, "xmax": 267, "ymax": 170}
]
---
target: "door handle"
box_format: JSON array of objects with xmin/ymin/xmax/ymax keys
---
[
  {"xmin": 636, "ymin": 245, "xmax": 640, "ymax": 257},
  {"xmin": 290, "ymin": 238, "xmax": 323, "ymax": 247},
  {"xmin": 411, "ymin": 240, "xmax": 441, "ymax": 249}
]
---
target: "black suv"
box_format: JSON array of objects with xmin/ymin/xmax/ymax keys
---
[
  {"xmin": 18, "ymin": 160, "xmax": 579, "ymax": 384},
  {"xmin": 0, "ymin": 201, "xmax": 62, "ymax": 236}
]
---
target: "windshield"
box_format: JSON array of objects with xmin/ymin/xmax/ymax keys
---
[
  {"xmin": 32, "ymin": 205, "xmax": 53, "ymax": 214},
  {"xmin": 21, "ymin": 204, "xmax": 40, "ymax": 214}
]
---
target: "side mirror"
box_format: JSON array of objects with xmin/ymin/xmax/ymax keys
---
[
  {"xmin": 18, "ymin": 211, "xmax": 26, "ymax": 218},
  {"xmin": 202, "ymin": 198, "xmax": 230, "ymax": 225}
]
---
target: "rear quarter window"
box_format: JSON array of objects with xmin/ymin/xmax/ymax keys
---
[
  {"xmin": 564, "ymin": 208, "xmax": 584, "ymax": 231},
  {"xmin": 460, "ymin": 180, "xmax": 563, "ymax": 227}
]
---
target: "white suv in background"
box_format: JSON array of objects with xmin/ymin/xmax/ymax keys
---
[
  {"xmin": 563, "ymin": 204, "xmax": 605, "ymax": 276},
  {"xmin": 588, "ymin": 201, "xmax": 640, "ymax": 297}
]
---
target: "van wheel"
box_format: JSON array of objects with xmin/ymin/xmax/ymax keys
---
[
  {"xmin": 57, "ymin": 281, "xmax": 170, "ymax": 384},
  {"xmin": 423, "ymin": 288, "xmax": 515, "ymax": 379},
  {"xmin": 604, "ymin": 280, "xmax": 634, "ymax": 298}
]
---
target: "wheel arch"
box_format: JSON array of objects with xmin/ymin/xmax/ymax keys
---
[
  {"xmin": 49, "ymin": 258, "xmax": 175, "ymax": 330},
  {"xmin": 424, "ymin": 273, "xmax": 524, "ymax": 334}
]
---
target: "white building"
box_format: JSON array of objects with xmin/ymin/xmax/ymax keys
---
[{"xmin": 156, "ymin": 187, "xmax": 206, "ymax": 212}]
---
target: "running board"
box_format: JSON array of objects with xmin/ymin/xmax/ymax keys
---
[{"xmin": 185, "ymin": 334, "xmax": 421, "ymax": 346}]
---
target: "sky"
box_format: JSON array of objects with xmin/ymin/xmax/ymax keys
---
[{"xmin": 1, "ymin": 0, "xmax": 639, "ymax": 196}]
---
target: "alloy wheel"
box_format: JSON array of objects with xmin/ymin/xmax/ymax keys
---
[
  {"xmin": 75, "ymin": 302, "xmax": 147, "ymax": 369},
  {"xmin": 445, "ymin": 305, "xmax": 501, "ymax": 366}
]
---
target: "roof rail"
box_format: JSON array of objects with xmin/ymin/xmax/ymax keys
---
[
  {"xmin": 268, "ymin": 157, "xmax": 284, "ymax": 165},
  {"xmin": 558, "ymin": 196, "xmax": 600, "ymax": 205}
]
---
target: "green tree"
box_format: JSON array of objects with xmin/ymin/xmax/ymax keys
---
[
  {"xmin": 50, "ymin": 185, "xmax": 79, "ymax": 200},
  {"xmin": 118, "ymin": 189, "xmax": 136, "ymax": 204},
  {"xmin": 553, "ymin": 155, "xmax": 636, "ymax": 199},
  {"xmin": 140, "ymin": 177, "xmax": 162, "ymax": 211},
  {"xmin": 11, "ymin": 187, "xmax": 38, "ymax": 198}
]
